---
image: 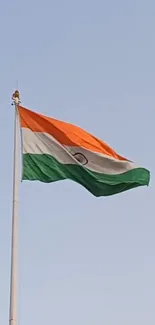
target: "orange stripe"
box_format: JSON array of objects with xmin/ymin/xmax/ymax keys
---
[{"xmin": 18, "ymin": 106, "xmax": 128, "ymax": 161}]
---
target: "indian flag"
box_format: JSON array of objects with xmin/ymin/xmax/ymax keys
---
[{"xmin": 18, "ymin": 106, "xmax": 150, "ymax": 197}]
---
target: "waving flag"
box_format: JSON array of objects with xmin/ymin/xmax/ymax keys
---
[{"xmin": 18, "ymin": 106, "xmax": 150, "ymax": 197}]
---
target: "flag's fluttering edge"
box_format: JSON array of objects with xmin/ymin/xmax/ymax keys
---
[{"xmin": 18, "ymin": 106, "xmax": 150, "ymax": 197}]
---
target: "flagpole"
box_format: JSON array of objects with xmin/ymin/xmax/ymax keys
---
[{"xmin": 9, "ymin": 90, "xmax": 21, "ymax": 325}]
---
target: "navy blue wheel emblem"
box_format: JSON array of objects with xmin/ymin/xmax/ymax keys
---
[{"xmin": 73, "ymin": 153, "xmax": 88, "ymax": 165}]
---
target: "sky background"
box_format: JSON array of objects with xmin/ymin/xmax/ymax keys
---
[{"xmin": 0, "ymin": 0, "xmax": 155, "ymax": 324}]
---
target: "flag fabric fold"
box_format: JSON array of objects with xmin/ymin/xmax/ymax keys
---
[{"xmin": 18, "ymin": 106, "xmax": 150, "ymax": 197}]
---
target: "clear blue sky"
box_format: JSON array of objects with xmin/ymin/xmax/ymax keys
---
[{"xmin": 0, "ymin": 0, "xmax": 154, "ymax": 324}]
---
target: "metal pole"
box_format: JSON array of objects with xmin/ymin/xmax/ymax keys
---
[{"xmin": 9, "ymin": 90, "xmax": 21, "ymax": 325}]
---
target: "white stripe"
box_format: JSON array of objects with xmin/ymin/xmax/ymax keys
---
[{"xmin": 21, "ymin": 128, "xmax": 137, "ymax": 175}]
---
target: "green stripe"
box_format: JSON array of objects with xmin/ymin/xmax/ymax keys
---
[{"xmin": 22, "ymin": 154, "xmax": 150, "ymax": 197}]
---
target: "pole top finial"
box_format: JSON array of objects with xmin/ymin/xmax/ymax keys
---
[{"xmin": 12, "ymin": 90, "xmax": 21, "ymax": 105}]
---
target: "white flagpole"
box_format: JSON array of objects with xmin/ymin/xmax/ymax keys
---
[{"xmin": 9, "ymin": 90, "xmax": 21, "ymax": 325}]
